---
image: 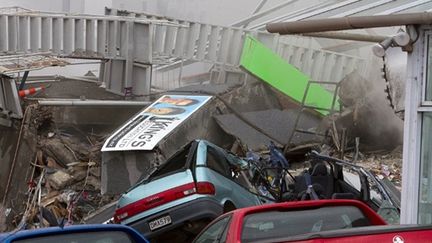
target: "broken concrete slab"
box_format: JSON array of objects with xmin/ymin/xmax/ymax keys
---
[
  {"xmin": 43, "ymin": 138, "xmax": 76, "ymax": 168},
  {"xmin": 214, "ymin": 109, "xmax": 322, "ymax": 151},
  {"xmin": 46, "ymin": 170, "xmax": 74, "ymax": 190},
  {"xmin": 172, "ymin": 78, "xmax": 283, "ymax": 113}
]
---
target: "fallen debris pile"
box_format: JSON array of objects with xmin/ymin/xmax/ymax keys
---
[
  {"xmin": 11, "ymin": 106, "xmax": 117, "ymax": 229},
  {"xmin": 343, "ymin": 147, "xmax": 403, "ymax": 189}
]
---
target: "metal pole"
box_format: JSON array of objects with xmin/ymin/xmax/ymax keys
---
[
  {"xmin": 18, "ymin": 71, "xmax": 29, "ymax": 90},
  {"xmin": 37, "ymin": 99, "xmax": 151, "ymax": 106},
  {"xmin": 178, "ymin": 58, "xmax": 184, "ymax": 88},
  {"xmin": 301, "ymin": 31, "xmax": 388, "ymax": 43},
  {"xmin": 267, "ymin": 12, "xmax": 432, "ymax": 34},
  {"xmin": 243, "ymin": 0, "xmax": 268, "ymax": 28}
]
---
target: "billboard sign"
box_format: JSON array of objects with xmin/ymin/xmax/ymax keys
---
[{"xmin": 102, "ymin": 95, "xmax": 212, "ymax": 151}]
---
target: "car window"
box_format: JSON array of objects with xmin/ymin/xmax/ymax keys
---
[
  {"xmin": 241, "ymin": 206, "xmax": 371, "ymax": 242},
  {"xmin": 206, "ymin": 146, "xmax": 259, "ymax": 193},
  {"xmin": 367, "ymin": 177, "xmax": 400, "ymax": 224},
  {"xmin": 206, "ymin": 146, "xmax": 231, "ymax": 177},
  {"xmin": 150, "ymin": 142, "xmax": 193, "ymax": 179},
  {"xmin": 342, "ymin": 169, "xmax": 361, "ymax": 192},
  {"xmin": 195, "ymin": 216, "xmax": 231, "ymax": 243},
  {"xmin": 367, "ymin": 176, "xmax": 383, "ymax": 205},
  {"xmin": 12, "ymin": 231, "xmax": 136, "ymax": 243}
]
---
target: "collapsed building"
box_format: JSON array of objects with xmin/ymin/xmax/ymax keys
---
[{"xmin": 1, "ymin": 0, "xmax": 425, "ymax": 230}]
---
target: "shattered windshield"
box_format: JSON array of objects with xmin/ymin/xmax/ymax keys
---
[{"xmin": 149, "ymin": 142, "xmax": 194, "ymax": 179}]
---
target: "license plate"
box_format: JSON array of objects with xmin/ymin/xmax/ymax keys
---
[{"xmin": 148, "ymin": 215, "xmax": 172, "ymax": 231}]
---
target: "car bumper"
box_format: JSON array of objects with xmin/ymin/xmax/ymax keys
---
[{"xmin": 125, "ymin": 197, "xmax": 223, "ymax": 238}]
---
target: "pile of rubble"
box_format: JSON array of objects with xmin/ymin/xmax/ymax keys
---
[
  {"xmin": 11, "ymin": 105, "xmax": 116, "ymax": 229},
  {"xmin": 347, "ymin": 147, "xmax": 403, "ymax": 189}
]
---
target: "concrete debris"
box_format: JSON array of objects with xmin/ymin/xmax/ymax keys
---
[
  {"xmin": 7, "ymin": 104, "xmax": 117, "ymax": 230},
  {"xmin": 46, "ymin": 170, "xmax": 74, "ymax": 190},
  {"xmin": 42, "ymin": 139, "xmax": 74, "ymax": 168},
  {"xmin": 358, "ymin": 152, "xmax": 402, "ymax": 188},
  {"xmin": 214, "ymin": 109, "xmax": 322, "ymax": 151},
  {"xmin": 46, "ymin": 156, "xmax": 63, "ymax": 169}
]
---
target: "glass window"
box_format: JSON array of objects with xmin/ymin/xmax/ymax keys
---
[
  {"xmin": 241, "ymin": 206, "xmax": 370, "ymax": 242},
  {"xmin": 367, "ymin": 176, "xmax": 383, "ymax": 205},
  {"xmin": 342, "ymin": 170, "xmax": 361, "ymax": 192},
  {"xmin": 149, "ymin": 142, "xmax": 193, "ymax": 179},
  {"xmin": 13, "ymin": 231, "xmax": 135, "ymax": 243},
  {"xmin": 419, "ymin": 113, "xmax": 432, "ymax": 224},
  {"xmin": 426, "ymin": 35, "xmax": 432, "ymax": 100},
  {"xmin": 206, "ymin": 146, "xmax": 231, "ymax": 177},
  {"xmin": 195, "ymin": 216, "xmax": 231, "ymax": 243}
]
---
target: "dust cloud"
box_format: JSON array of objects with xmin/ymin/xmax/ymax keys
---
[{"xmin": 338, "ymin": 50, "xmax": 406, "ymax": 150}]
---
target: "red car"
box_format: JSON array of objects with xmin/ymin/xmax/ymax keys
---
[{"xmin": 193, "ymin": 199, "xmax": 432, "ymax": 243}]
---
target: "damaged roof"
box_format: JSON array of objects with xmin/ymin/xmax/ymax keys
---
[{"xmin": 214, "ymin": 109, "xmax": 322, "ymax": 150}]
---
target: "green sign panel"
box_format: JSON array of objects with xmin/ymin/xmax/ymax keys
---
[{"xmin": 240, "ymin": 35, "xmax": 336, "ymax": 115}]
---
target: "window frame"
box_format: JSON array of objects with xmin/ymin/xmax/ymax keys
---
[
  {"xmin": 402, "ymin": 26, "xmax": 432, "ymax": 224},
  {"xmin": 418, "ymin": 30, "xmax": 432, "ymax": 224},
  {"xmin": 423, "ymin": 30, "xmax": 432, "ymax": 103}
]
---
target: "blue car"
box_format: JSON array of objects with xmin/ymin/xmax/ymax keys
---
[
  {"xmin": 114, "ymin": 140, "xmax": 271, "ymax": 241},
  {"xmin": 0, "ymin": 224, "xmax": 148, "ymax": 243}
]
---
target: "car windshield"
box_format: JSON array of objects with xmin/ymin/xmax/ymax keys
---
[
  {"xmin": 241, "ymin": 206, "xmax": 371, "ymax": 242},
  {"xmin": 12, "ymin": 231, "xmax": 135, "ymax": 243}
]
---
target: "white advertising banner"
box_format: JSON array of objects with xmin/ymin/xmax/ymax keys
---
[{"xmin": 102, "ymin": 95, "xmax": 212, "ymax": 151}]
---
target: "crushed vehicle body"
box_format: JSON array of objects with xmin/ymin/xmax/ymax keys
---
[
  {"xmin": 248, "ymin": 150, "xmax": 401, "ymax": 224},
  {"xmin": 113, "ymin": 139, "xmax": 273, "ymax": 241},
  {"xmin": 284, "ymin": 151, "xmax": 400, "ymax": 224}
]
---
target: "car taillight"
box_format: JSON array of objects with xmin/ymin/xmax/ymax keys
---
[
  {"xmin": 196, "ymin": 182, "xmax": 215, "ymax": 195},
  {"xmin": 113, "ymin": 181, "xmax": 216, "ymax": 223},
  {"xmin": 114, "ymin": 182, "xmax": 195, "ymax": 223}
]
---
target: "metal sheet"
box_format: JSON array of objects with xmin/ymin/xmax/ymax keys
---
[{"xmin": 240, "ymin": 36, "xmax": 336, "ymax": 115}]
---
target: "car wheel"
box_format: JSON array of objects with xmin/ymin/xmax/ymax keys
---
[{"xmin": 223, "ymin": 202, "xmax": 236, "ymax": 213}]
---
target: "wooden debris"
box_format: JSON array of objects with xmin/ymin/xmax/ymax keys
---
[
  {"xmin": 36, "ymin": 150, "xmax": 44, "ymax": 166},
  {"xmin": 46, "ymin": 156, "xmax": 63, "ymax": 169}
]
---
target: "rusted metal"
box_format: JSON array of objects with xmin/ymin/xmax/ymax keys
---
[{"xmin": 266, "ymin": 12, "xmax": 432, "ymax": 34}]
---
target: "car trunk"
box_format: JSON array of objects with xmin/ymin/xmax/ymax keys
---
[{"xmin": 114, "ymin": 141, "xmax": 198, "ymax": 223}]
